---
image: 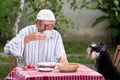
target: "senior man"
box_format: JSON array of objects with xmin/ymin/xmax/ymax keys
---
[{"xmin": 4, "ymin": 9, "xmax": 68, "ymax": 66}]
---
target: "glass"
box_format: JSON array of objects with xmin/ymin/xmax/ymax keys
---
[{"xmin": 38, "ymin": 24, "xmax": 54, "ymax": 28}]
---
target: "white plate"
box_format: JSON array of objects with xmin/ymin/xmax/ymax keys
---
[
  {"xmin": 37, "ymin": 62, "xmax": 60, "ymax": 68},
  {"xmin": 38, "ymin": 68, "xmax": 54, "ymax": 72}
]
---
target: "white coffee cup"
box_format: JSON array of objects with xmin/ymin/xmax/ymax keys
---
[{"xmin": 43, "ymin": 30, "xmax": 52, "ymax": 39}]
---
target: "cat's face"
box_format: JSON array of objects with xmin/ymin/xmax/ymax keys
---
[{"xmin": 87, "ymin": 42, "xmax": 106, "ymax": 59}]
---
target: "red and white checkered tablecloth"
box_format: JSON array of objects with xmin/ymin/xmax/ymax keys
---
[{"xmin": 5, "ymin": 64, "xmax": 105, "ymax": 80}]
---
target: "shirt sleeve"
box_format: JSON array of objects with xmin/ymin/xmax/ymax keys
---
[
  {"xmin": 4, "ymin": 30, "xmax": 25, "ymax": 57},
  {"xmin": 55, "ymin": 33, "xmax": 67, "ymax": 60}
]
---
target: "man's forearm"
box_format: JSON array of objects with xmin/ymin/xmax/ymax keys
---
[{"xmin": 24, "ymin": 35, "xmax": 31, "ymax": 45}]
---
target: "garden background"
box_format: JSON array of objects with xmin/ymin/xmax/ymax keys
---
[{"xmin": 0, "ymin": 0, "xmax": 119, "ymax": 79}]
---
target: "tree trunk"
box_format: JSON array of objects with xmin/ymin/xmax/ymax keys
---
[{"xmin": 14, "ymin": 0, "xmax": 25, "ymax": 35}]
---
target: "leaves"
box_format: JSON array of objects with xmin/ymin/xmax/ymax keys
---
[
  {"xmin": 0, "ymin": 0, "xmax": 20, "ymax": 43},
  {"xmin": 98, "ymin": 0, "xmax": 103, "ymax": 4},
  {"xmin": 114, "ymin": 0, "xmax": 119, "ymax": 6},
  {"xmin": 70, "ymin": 0, "xmax": 77, "ymax": 11},
  {"xmin": 92, "ymin": 16, "xmax": 108, "ymax": 27},
  {"xmin": 109, "ymin": 27, "xmax": 120, "ymax": 36},
  {"xmin": 77, "ymin": 0, "xmax": 120, "ymax": 44}
]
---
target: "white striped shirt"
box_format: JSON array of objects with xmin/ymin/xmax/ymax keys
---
[{"xmin": 4, "ymin": 25, "xmax": 67, "ymax": 66}]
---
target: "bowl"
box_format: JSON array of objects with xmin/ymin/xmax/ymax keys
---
[{"xmin": 58, "ymin": 63, "xmax": 79, "ymax": 72}]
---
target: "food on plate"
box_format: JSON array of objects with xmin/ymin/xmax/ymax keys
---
[
  {"xmin": 37, "ymin": 62, "xmax": 61, "ymax": 68},
  {"xmin": 27, "ymin": 64, "xmax": 35, "ymax": 68}
]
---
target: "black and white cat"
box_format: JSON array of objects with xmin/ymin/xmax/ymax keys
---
[{"xmin": 87, "ymin": 42, "xmax": 120, "ymax": 80}]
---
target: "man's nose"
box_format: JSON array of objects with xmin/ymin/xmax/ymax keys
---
[{"xmin": 44, "ymin": 26, "xmax": 47, "ymax": 30}]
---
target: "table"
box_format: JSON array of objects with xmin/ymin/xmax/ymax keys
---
[{"xmin": 5, "ymin": 64, "xmax": 105, "ymax": 80}]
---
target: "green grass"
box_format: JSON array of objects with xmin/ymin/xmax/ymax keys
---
[
  {"xmin": 0, "ymin": 53, "xmax": 10, "ymax": 79},
  {"xmin": 0, "ymin": 65, "xmax": 10, "ymax": 80},
  {"xmin": 0, "ymin": 44, "xmax": 4, "ymax": 52},
  {"xmin": 0, "ymin": 41, "xmax": 116, "ymax": 79},
  {"xmin": 64, "ymin": 41, "xmax": 116, "ymax": 55},
  {"xmin": 64, "ymin": 42, "xmax": 88, "ymax": 54},
  {"xmin": 0, "ymin": 55, "xmax": 9, "ymax": 62},
  {"xmin": 68, "ymin": 56, "xmax": 95, "ymax": 64},
  {"xmin": 68, "ymin": 56, "xmax": 96, "ymax": 69}
]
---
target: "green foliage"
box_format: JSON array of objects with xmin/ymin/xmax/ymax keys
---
[
  {"xmin": 64, "ymin": 41, "xmax": 88, "ymax": 54},
  {"xmin": 91, "ymin": 16, "xmax": 108, "ymax": 27},
  {"xmin": 0, "ymin": 0, "xmax": 20, "ymax": 44},
  {"xmin": 68, "ymin": 0, "xmax": 120, "ymax": 45},
  {"xmin": 0, "ymin": 65, "xmax": 10, "ymax": 80},
  {"xmin": 0, "ymin": 55, "xmax": 10, "ymax": 80},
  {"xmin": 68, "ymin": 55, "xmax": 95, "ymax": 63}
]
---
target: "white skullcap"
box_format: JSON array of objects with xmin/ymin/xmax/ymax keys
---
[{"xmin": 36, "ymin": 9, "xmax": 56, "ymax": 20}]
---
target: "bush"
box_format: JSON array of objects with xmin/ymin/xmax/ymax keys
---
[{"xmin": 0, "ymin": 0, "xmax": 20, "ymax": 44}]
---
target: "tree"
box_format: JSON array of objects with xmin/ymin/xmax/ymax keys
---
[
  {"xmin": 14, "ymin": 0, "xmax": 25, "ymax": 35},
  {"xmin": 0, "ymin": 0, "xmax": 20, "ymax": 44},
  {"xmin": 68, "ymin": 0, "xmax": 120, "ymax": 45}
]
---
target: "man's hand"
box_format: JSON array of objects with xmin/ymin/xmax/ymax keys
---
[
  {"xmin": 24, "ymin": 32, "xmax": 46, "ymax": 44},
  {"xmin": 58, "ymin": 57, "xmax": 68, "ymax": 64}
]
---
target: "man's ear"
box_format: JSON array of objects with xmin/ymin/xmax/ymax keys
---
[
  {"xmin": 35, "ymin": 19, "xmax": 39, "ymax": 27},
  {"xmin": 34, "ymin": 19, "xmax": 38, "ymax": 24}
]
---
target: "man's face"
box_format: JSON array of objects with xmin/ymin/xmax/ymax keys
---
[{"xmin": 36, "ymin": 20, "xmax": 55, "ymax": 32}]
